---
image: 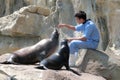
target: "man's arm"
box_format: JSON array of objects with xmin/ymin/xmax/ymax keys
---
[
  {"xmin": 58, "ymin": 24, "xmax": 87, "ymax": 41},
  {"xmin": 58, "ymin": 24, "xmax": 76, "ymax": 31},
  {"xmin": 67, "ymin": 36, "xmax": 87, "ymax": 42}
]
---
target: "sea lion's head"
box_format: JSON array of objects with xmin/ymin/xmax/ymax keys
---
[
  {"xmin": 59, "ymin": 39, "xmax": 69, "ymax": 60},
  {"xmin": 60, "ymin": 39, "xmax": 68, "ymax": 46},
  {"xmin": 51, "ymin": 28, "xmax": 59, "ymax": 40}
]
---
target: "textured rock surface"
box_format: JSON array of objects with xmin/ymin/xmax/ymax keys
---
[
  {"xmin": 0, "ymin": 0, "xmax": 120, "ymax": 80},
  {"xmin": 106, "ymin": 1, "xmax": 120, "ymax": 56},
  {"xmin": 0, "ymin": 0, "xmax": 120, "ymax": 51},
  {"xmin": 77, "ymin": 49, "xmax": 120, "ymax": 80},
  {"xmin": 0, "ymin": 64, "xmax": 106, "ymax": 80},
  {"xmin": 0, "ymin": 5, "xmax": 51, "ymax": 55},
  {"xmin": 0, "ymin": 36, "xmax": 40, "ymax": 55},
  {"xmin": 0, "ymin": 0, "xmax": 27, "ymax": 17},
  {"xmin": 78, "ymin": 49, "xmax": 109, "ymax": 77},
  {"xmin": 0, "ymin": 5, "xmax": 50, "ymax": 36}
]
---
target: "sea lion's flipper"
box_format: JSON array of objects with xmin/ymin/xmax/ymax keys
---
[
  {"xmin": 35, "ymin": 65, "xmax": 48, "ymax": 70},
  {"xmin": 0, "ymin": 61, "xmax": 12, "ymax": 64},
  {"xmin": 0, "ymin": 61, "xmax": 19, "ymax": 65},
  {"xmin": 0, "ymin": 55, "xmax": 16, "ymax": 64},
  {"xmin": 35, "ymin": 66, "xmax": 45, "ymax": 70},
  {"xmin": 10, "ymin": 75, "xmax": 17, "ymax": 80},
  {"xmin": 64, "ymin": 61, "xmax": 70, "ymax": 70},
  {"xmin": 69, "ymin": 68, "xmax": 81, "ymax": 76},
  {"xmin": 64, "ymin": 61, "xmax": 81, "ymax": 76}
]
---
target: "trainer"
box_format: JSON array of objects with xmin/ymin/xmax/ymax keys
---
[{"xmin": 58, "ymin": 11, "xmax": 100, "ymax": 66}]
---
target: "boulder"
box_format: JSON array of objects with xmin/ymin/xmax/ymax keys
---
[
  {"xmin": 0, "ymin": 5, "xmax": 51, "ymax": 55},
  {"xmin": 19, "ymin": 5, "xmax": 50, "ymax": 16},
  {"xmin": 0, "ymin": 70, "xmax": 16, "ymax": 80},
  {"xmin": 0, "ymin": 5, "xmax": 50, "ymax": 37},
  {"xmin": 107, "ymin": 1, "xmax": 120, "ymax": 51},
  {"xmin": 77, "ymin": 49, "xmax": 120, "ymax": 80},
  {"xmin": 0, "ymin": 64, "xmax": 106, "ymax": 80},
  {"xmin": 0, "ymin": 36, "xmax": 40, "ymax": 55},
  {"xmin": 78, "ymin": 49, "xmax": 109, "ymax": 75}
]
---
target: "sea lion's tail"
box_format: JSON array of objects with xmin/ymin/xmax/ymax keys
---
[
  {"xmin": 35, "ymin": 64, "xmax": 49, "ymax": 70},
  {"xmin": 69, "ymin": 68, "xmax": 81, "ymax": 76}
]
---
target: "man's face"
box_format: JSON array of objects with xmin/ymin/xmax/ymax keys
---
[{"xmin": 75, "ymin": 17, "xmax": 82, "ymax": 24}]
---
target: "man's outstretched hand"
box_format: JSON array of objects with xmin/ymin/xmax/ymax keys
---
[
  {"xmin": 58, "ymin": 24, "xmax": 66, "ymax": 28},
  {"xmin": 66, "ymin": 38, "xmax": 73, "ymax": 42}
]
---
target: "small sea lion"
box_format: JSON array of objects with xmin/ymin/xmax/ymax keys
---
[
  {"xmin": 1, "ymin": 28, "xmax": 59, "ymax": 64},
  {"xmin": 36, "ymin": 39, "xmax": 70, "ymax": 70}
]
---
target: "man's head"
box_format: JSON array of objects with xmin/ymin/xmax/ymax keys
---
[{"xmin": 75, "ymin": 11, "xmax": 86, "ymax": 24}]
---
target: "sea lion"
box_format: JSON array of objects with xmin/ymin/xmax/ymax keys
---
[
  {"xmin": 36, "ymin": 39, "xmax": 70, "ymax": 70},
  {"xmin": 1, "ymin": 28, "xmax": 59, "ymax": 64}
]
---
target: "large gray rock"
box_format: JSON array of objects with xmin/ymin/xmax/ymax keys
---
[
  {"xmin": 0, "ymin": 36, "xmax": 40, "ymax": 55},
  {"xmin": 0, "ymin": 5, "xmax": 51, "ymax": 55},
  {"xmin": 0, "ymin": 5, "xmax": 50, "ymax": 37},
  {"xmin": 77, "ymin": 49, "xmax": 120, "ymax": 80},
  {"xmin": 0, "ymin": 64, "xmax": 106, "ymax": 80},
  {"xmin": 78, "ymin": 49, "xmax": 109, "ymax": 76},
  {"xmin": 107, "ymin": 5, "xmax": 120, "ymax": 56},
  {"xmin": 0, "ymin": 70, "xmax": 16, "ymax": 80}
]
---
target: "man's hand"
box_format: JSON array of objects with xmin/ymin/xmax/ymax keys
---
[
  {"xmin": 67, "ymin": 38, "xmax": 74, "ymax": 42},
  {"xmin": 58, "ymin": 24, "xmax": 76, "ymax": 31},
  {"xmin": 58, "ymin": 24, "xmax": 66, "ymax": 28},
  {"xmin": 67, "ymin": 36, "xmax": 87, "ymax": 42}
]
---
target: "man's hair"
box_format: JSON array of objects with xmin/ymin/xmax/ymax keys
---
[{"xmin": 75, "ymin": 11, "xmax": 86, "ymax": 20}]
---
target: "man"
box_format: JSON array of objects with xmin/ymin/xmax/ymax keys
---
[{"xmin": 58, "ymin": 11, "xmax": 100, "ymax": 66}]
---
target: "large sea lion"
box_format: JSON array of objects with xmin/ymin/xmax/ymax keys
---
[
  {"xmin": 36, "ymin": 39, "xmax": 70, "ymax": 70},
  {"xmin": 1, "ymin": 28, "xmax": 59, "ymax": 64}
]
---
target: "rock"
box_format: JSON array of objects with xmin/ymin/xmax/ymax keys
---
[
  {"xmin": 0, "ymin": 0, "xmax": 27, "ymax": 17},
  {"xmin": 19, "ymin": 5, "xmax": 50, "ymax": 16},
  {"xmin": 107, "ymin": 6, "xmax": 120, "ymax": 54},
  {"xmin": 0, "ymin": 64, "xmax": 106, "ymax": 80},
  {"xmin": 0, "ymin": 5, "xmax": 51, "ymax": 55},
  {"xmin": 0, "ymin": 36, "xmax": 40, "ymax": 55},
  {"xmin": 37, "ymin": 6, "xmax": 51, "ymax": 16},
  {"xmin": 105, "ymin": 48, "xmax": 120, "ymax": 80},
  {"xmin": 56, "ymin": 0, "xmax": 75, "ymax": 37},
  {"xmin": 0, "ymin": 70, "xmax": 16, "ymax": 80},
  {"xmin": 0, "ymin": 53, "xmax": 11, "ymax": 63},
  {"xmin": 107, "ymin": 57, "xmax": 120, "ymax": 80},
  {"xmin": 0, "ymin": 5, "xmax": 50, "ymax": 37},
  {"xmin": 79, "ymin": 73, "xmax": 106, "ymax": 80},
  {"xmin": 0, "ymin": 0, "xmax": 6, "ymax": 17},
  {"xmin": 77, "ymin": 49, "xmax": 120, "ymax": 80},
  {"xmin": 78, "ymin": 49, "xmax": 109, "ymax": 76}
]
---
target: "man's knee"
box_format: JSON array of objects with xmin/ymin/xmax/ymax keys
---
[
  {"xmin": 70, "ymin": 40, "xmax": 83, "ymax": 47},
  {"xmin": 69, "ymin": 40, "xmax": 77, "ymax": 47}
]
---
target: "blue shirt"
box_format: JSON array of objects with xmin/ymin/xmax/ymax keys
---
[{"xmin": 75, "ymin": 20, "xmax": 100, "ymax": 42}]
